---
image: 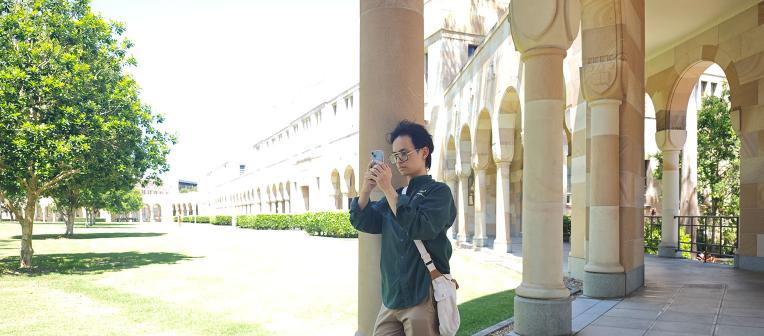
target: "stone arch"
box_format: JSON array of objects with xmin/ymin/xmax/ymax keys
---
[
  {"xmin": 256, "ymin": 187, "xmax": 263, "ymax": 213},
  {"xmin": 474, "ymin": 109, "xmax": 497, "ymax": 245},
  {"xmin": 344, "ymin": 166, "xmax": 357, "ymax": 198},
  {"xmin": 647, "ymin": 47, "xmax": 741, "ymax": 132},
  {"xmin": 153, "ymin": 204, "xmax": 161, "ymax": 222},
  {"xmin": 331, "ymin": 169, "xmax": 342, "ymax": 210},
  {"xmin": 187, "ymin": 203, "xmax": 193, "ymax": 216},
  {"xmin": 496, "ymin": 86, "xmax": 522, "ymax": 239},
  {"xmin": 457, "ymin": 124, "xmax": 475, "ymax": 241},
  {"xmin": 278, "ymin": 182, "xmax": 286, "ymax": 214}
]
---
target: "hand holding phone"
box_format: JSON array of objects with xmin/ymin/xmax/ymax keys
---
[{"xmin": 370, "ymin": 150, "xmax": 384, "ymax": 163}]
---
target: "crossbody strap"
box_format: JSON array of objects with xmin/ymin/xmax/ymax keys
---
[{"xmin": 402, "ymin": 185, "xmax": 444, "ymax": 280}]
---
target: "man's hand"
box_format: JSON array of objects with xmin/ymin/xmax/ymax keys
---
[
  {"xmin": 360, "ymin": 160, "xmax": 378, "ymax": 196},
  {"xmin": 369, "ymin": 162, "xmax": 394, "ymax": 195}
]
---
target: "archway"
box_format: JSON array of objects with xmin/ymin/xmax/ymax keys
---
[
  {"xmin": 474, "ymin": 109, "xmax": 496, "ymax": 248},
  {"xmin": 457, "ymin": 124, "xmax": 475, "ymax": 244}
]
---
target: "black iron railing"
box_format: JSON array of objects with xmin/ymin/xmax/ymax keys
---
[
  {"xmin": 644, "ymin": 215, "xmax": 662, "ymax": 254},
  {"xmin": 676, "ymin": 215, "xmax": 739, "ymax": 262}
]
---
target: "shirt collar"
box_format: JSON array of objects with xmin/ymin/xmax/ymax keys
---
[{"xmin": 407, "ymin": 175, "xmax": 433, "ymax": 192}]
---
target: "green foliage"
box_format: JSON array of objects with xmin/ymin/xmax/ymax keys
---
[
  {"xmin": 102, "ymin": 189, "xmax": 143, "ymax": 214},
  {"xmin": 181, "ymin": 216, "xmax": 210, "ymax": 223},
  {"xmin": 650, "ymin": 152, "xmax": 663, "ymax": 182},
  {"xmin": 74, "ymin": 217, "xmax": 105, "ymax": 223},
  {"xmin": 696, "ymin": 84, "xmax": 740, "ymax": 216},
  {"xmin": 187, "ymin": 212, "xmax": 357, "ymax": 238},
  {"xmin": 210, "ymin": 216, "xmax": 231, "ymax": 225},
  {"xmin": 562, "ymin": 215, "xmax": 571, "ymax": 242},
  {"xmin": 0, "ymin": 0, "xmax": 174, "ymax": 265}
]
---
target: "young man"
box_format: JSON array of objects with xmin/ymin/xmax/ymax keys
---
[{"xmin": 350, "ymin": 120, "xmax": 457, "ymax": 336}]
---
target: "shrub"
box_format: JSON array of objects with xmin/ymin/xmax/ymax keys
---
[
  {"xmin": 74, "ymin": 217, "xmax": 106, "ymax": 223},
  {"xmin": 203, "ymin": 212, "xmax": 359, "ymax": 238},
  {"xmin": 562, "ymin": 215, "xmax": 571, "ymax": 242},
  {"xmin": 210, "ymin": 215, "xmax": 232, "ymax": 225},
  {"xmin": 181, "ymin": 216, "xmax": 210, "ymax": 223}
]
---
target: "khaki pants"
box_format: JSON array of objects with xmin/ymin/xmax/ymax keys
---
[{"xmin": 373, "ymin": 287, "xmax": 439, "ymax": 336}]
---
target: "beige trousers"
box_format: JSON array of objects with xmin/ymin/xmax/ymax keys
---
[{"xmin": 373, "ymin": 287, "xmax": 439, "ymax": 336}]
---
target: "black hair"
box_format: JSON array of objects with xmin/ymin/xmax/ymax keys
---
[{"xmin": 387, "ymin": 120, "xmax": 434, "ymax": 169}]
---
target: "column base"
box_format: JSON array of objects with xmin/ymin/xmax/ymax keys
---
[
  {"xmin": 737, "ymin": 255, "xmax": 764, "ymax": 272},
  {"xmin": 584, "ymin": 271, "xmax": 626, "ymax": 298},
  {"xmin": 567, "ymin": 256, "xmax": 585, "ymax": 281},
  {"xmin": 493, "ymin": 240, "xmax": 512, "ymax": 253},
  {"xmin": 473, "ymin": 236, "xmax": 487, "ymax": 250},
  {"xmin": 457, "ymin": 234, "xmax": 469, "ymax": 246},
  {"xmin": 513, "ymin": 295, "xmax": 572, "ymax": 336},
  {"xmin": 658, "ymin": 245, "xmax": 682, "ymax": 258}
]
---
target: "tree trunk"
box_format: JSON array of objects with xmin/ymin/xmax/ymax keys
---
[
  {"xmin": 20, "ymin": 210, "xmax": 35, "ymax": 268},
  {"xmin": 65, "ymin": 207, "xmax": 75, "ymax": 236}
]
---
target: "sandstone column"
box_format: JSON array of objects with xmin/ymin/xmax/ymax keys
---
[
  {"xmin": 472, "ymin": 168, "xmax": 488, "ymax": 248},
  {"xmin": 656, "ymin": 130, "xmax": 686, "ymax": 258},
  {"xmin": 584, "ymin": 99, "xmax": 625, "ymax": 297},
  {"xmin": 456, "ymin": 171, "xmax": 470, "ymax": 245},
  {"xmin": 494, "ymin": 161, "xmax": 512, "ymax": 253},
  {"xmin": 444, "ymin": 174, "xmax": 458, "ymax": 240},
  {"xmin": 358, "ymin": 0, "xmax": 423, "ymax": 334},
  {"xmin": 510, "ymin": 0, "xmax": 579, "ymax": 334}
]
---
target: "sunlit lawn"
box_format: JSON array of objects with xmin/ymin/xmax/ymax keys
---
[{"xmin": 0, "ymin": 221, "xmax": 519, "ymax": 335}]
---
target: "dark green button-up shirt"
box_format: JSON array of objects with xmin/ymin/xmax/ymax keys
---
[{"xmin": 349, "ymin": 175, "xmax": 457, "ymax": 309}]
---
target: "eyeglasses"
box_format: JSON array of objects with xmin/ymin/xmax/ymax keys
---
[{"xmin": 389, "ymin": 148, "xmax": 421, "ymax": 165}]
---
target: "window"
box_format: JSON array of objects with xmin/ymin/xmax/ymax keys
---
[
  {"xmin": 239, "ymin": 165, "xmax": 245, "ymax": 175},
  {"xmin": 700, "ymin": 81, "xmax": 708, "ymax": 96},
  {"xmin": 332, "ymin": 103, "xmax": 337, "ymax": 115},
  {"xmin": 710, "ymin": 82, "xmax": 718, "ymax": 96},
  {"xmin": 467, "ymin": 44, "xmax": 478, "ymax": 58}
]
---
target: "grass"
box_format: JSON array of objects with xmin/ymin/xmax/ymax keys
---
[
  {"xmin": 0, "ymin": 221, "xmax": 520, "ymax": 335},
  {"xmin": 458, "ymin": 289, "xmax": 515, "ymax": 335}
]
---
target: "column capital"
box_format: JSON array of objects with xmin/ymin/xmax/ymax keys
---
[
  {"xmin": 493, "ymin": 144, "xmax": 514, "ymax": 164},
  {"xmin": 655, "ymin": 129, "xmax": 687, "ymax": 152},
  {"xmin": 510, "ymin": 0, "xmax": 580, "ymax": 54}
]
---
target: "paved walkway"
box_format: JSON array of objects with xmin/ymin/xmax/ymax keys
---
[{"xmin": 573, "ymin": 255, "xmax": 764, "ymax": 336}]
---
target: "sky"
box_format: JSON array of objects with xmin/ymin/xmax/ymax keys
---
[{"xmin": 89, "ymin": 0, "xmax": 360, "ymax": 181}]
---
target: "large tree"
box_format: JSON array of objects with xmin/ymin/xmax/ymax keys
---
[
  {"xmin": 697, "ymin": 85, "xmax": 740, "ymax": 216},
  {"xmin": 0, "ymin": 0, "xmax": 173, "ymax": 267}
]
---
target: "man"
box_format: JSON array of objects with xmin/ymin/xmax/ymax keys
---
[{"xmin": 350, "ymin": 120, "xmax": 457, "ymax": 335}]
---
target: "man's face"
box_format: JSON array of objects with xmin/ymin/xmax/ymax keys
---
[{"xmin": 391, "ymin": 135, "xmax": 426, "ymax": 176}]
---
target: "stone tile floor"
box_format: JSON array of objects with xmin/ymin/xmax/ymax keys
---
[{"xmin": 574, "ymin": 255, "xmax": 764, "ymax": 336}]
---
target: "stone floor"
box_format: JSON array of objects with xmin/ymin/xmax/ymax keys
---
[{"xmin": 573, "ymin": 255, "xmax": 764, "ymax": 336}]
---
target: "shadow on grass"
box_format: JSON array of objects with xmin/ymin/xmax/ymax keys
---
[
  {"xmin": 11, "ymin": 232, "xmax": 166, "ymax": 240},
  {"xmin": 457, "ymin": 289, "xmax": 515, "ymax": 336},
  {"xmin": 0, "ymin": 251, "xmax": 198, "ymax": 276}
]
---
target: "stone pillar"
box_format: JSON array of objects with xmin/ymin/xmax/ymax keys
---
[
  {"xmin": 584, "ymin": 99, "xmax": 626, "ymax": 297},
  {"xmin": 456, "ymin": 173, "xmax": 470, "ymax": 245},
  {"xmin": 494, "ymin": 161, "xmax": 512, "ymax": 253},
  {"xmin": 472, "ymin": 168, "xmax": 488, "ymax": 249},
  {"xmin": 568, "ymin": 101, "xmax": 588, "ymax": 281},
  {"xmin": 358, "ymin": 0, "xmax": 423, "ymax": 335},
  {"xmin": 510, "ymin": 0, "xmax": 578, "ymax": 334},
  {"xmin": 444, "ymin": 175, "xmax": 458, "ymax": 240},
  {"xmin": 341, "ymin": 192, "xmax": 350, "ymax": 211},
  {"xmin": 656, "ymin": 130, "xmax": 686, "ymax": 258}
]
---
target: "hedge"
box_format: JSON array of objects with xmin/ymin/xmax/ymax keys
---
[
  {"xmin": 563, "ymin": 215, "xmax": 571, "ymax": 242},
  {"xmin": 181, "ymin": 216, "xmax": 210, "ymax": 223},
  {"xmin": 75, "ymin": 217, "xmax": 106, "ymax": 223},
  {"xmin": 183, "ymin": 212, "xmax": 357, "ymax": 238}
]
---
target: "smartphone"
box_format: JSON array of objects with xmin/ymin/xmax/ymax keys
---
[{"xmin": 371, "ymin": 150, "xmax": 384, "ymax": 163}]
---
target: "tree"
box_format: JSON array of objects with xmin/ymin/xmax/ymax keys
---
[
  {"xmin": 696, "ymin": 84, "xmax": 740, "ymax": 216},
  {"xmin": 0, "ymin": 0, "xmax": 174, "ymax": 267}
]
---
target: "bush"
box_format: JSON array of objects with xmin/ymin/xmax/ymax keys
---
[
  {"xmin": 562, "ymin": 215, "xmax": 571, "ymax": 242},
  {"xmin": 75, "ymin": 217, "xmax": 106, "ymax": 223},
  {"xmin": 181, "ymin": 216, "xmax": 210, "ymax": 223},
  {"xmin": 210, "ymin": 215, "xmax": 232, "ymax": 225},
  {"xmin": 205, "ymin": 212, "xmax": 359, "ymax": 238}
]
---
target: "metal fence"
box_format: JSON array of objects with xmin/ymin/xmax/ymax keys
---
[
  {"xmin": 676, "ymin": 215, "xmax": 739, "ymax": 262},
  {"xmin": 643, "ymin": 215, "xmax": 662, "ymax": 254}
]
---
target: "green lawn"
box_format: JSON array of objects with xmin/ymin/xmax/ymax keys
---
[{"xmin": 0, "ymin": 221, "xmax": 519, "ymax": 335}]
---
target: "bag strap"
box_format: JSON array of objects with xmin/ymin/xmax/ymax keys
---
[{"xmin": 403, "ymin": 185, "xmax": 445, "ymax": 281}]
